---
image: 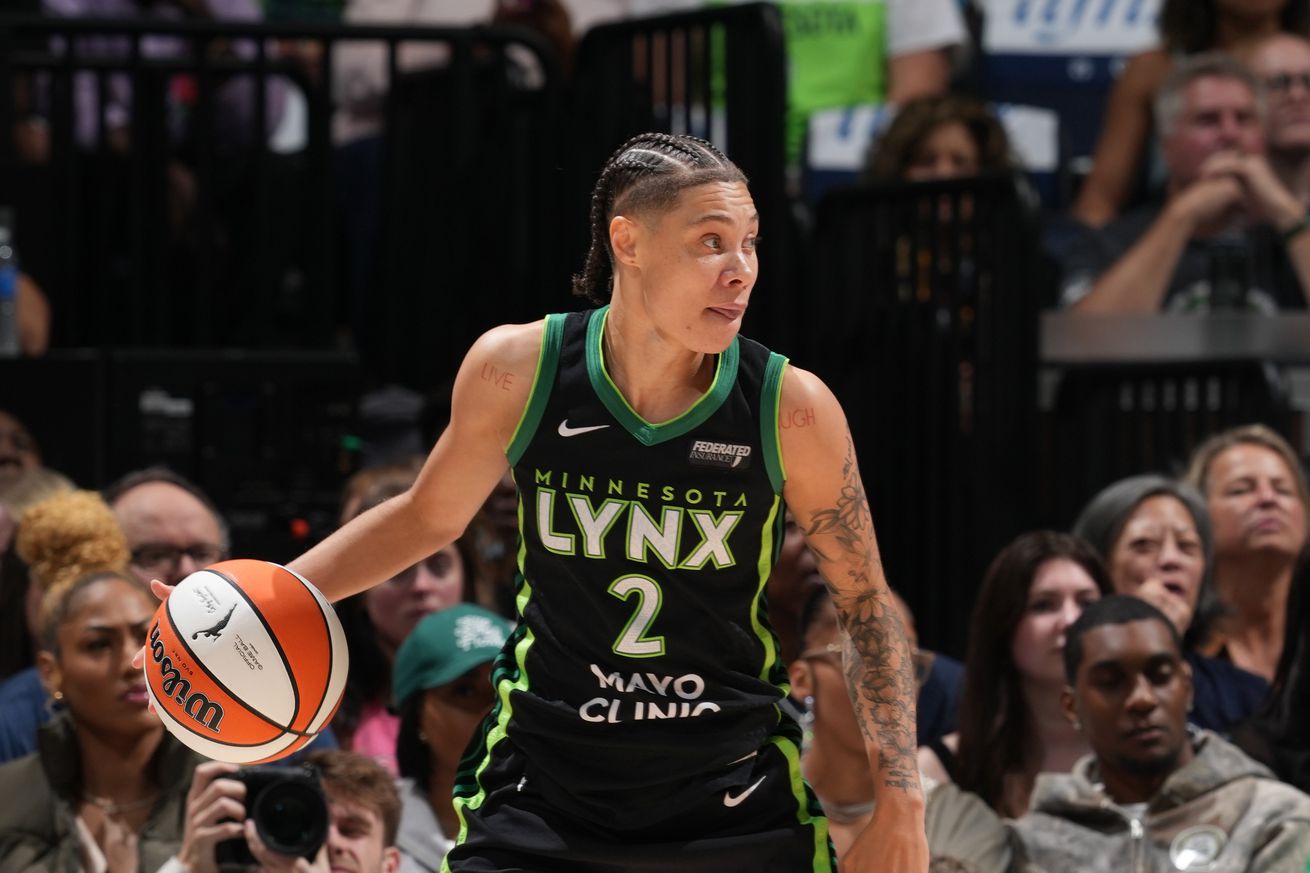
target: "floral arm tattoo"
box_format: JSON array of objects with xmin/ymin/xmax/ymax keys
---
[{"xmin": 803, "ymin": 436, "xmax": 920, "ymax": 794}]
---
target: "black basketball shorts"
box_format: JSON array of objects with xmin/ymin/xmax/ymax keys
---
[{"xmin": 441, "ymin": 733, "xmax": 836, "ymax": 873}]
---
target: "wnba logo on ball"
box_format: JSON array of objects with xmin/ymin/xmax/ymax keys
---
[{"xmin": 149, "ymin": 622, "xmax": 225, "ymax": 732}]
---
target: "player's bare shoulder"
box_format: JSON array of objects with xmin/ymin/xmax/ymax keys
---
[
  {"xmin": 776, "ymin": 363, "xmax": 847, "ymax": 461},
  {"xmin": 454, "ymin": 319, "xmax": 548, "ymax": 446}
]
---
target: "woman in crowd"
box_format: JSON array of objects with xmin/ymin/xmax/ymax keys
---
[
  {"xmin": 863, "ymin": 93, "xmax": 1013, "ymax": 183},
  {"xmin": 392, "ymin": 604, "xmax": 512, "ymax": 872},
  {"xmin": 917, "ymin": 531, "xmax": 1111, "ymax": 818},
  {"xmin": 1233, "ymin": 551, "xmax": 1310, "ymax": 792},
  {"xmin": 0, "ymin": 466, "xmax": 73, "ymax": 681},
  {"xmin": 1185, "ymin": 424, "xmax": 1309, "ymax": 681},
  {"xmin": 1074, "ymin": 0, "xmax": 1310, "ymax": 225},
  {"xmin": 1073, "ymin": 473, "xmax": 1269, "ymax": 732},
  {"xmin": 333, "ymin": 465, "xmax": 481, "ymax": 773},
  {"xmin": 0, "ymin": 491, "xmax": 200, "ymax": 871}
]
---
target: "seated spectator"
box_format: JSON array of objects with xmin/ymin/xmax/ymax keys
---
[
  {"xmin": 333, "ymin": 469, "xmax": 479, "ymax": 773},
  {"xmin": 1073, "ymin": 474, "xmax": 1269, "ymax": 733},
  {"xmin": 918, "ymin": 531, "xmax": 1110, "ymax": 818},
  {"xmin": 0, "ymin": 466, "xmax": 72, "ymax": 680},
  {"xmin": 0, "ymin": 564, "xmax": 203, "ymax": 871},
  {"xmin": 1252, "ymin": 33, "xmax": 1310, "ymax": 206},
  {"xmin": 1073, "ymin": 0, "xmax": 1310, "ymax": 226},
  {"xmin": 0, "ymin": 490, "xmax": 131, "ymax": 764},
  {"xmin": 166, "ymin": 748, "xmax": 401, "ymax": 873},
  {"xmin": 863, "ymin": 94, "xmax": 1014, "ymax": 182},
  {"xmin": 103, "ymin": 467, "xmax": 229, "ymax": 588},
  {"xmin": 1061, "ymin": 53, "xmax": 1310, "ymax": 314},
  {"xmin": 1184, "ymin": 424, "xmax": 1309, "ymax": 681},
  {"xmin": 632, "ymin": 0, "xmax": 965, "ymax": 166},
  {"xmin": 1232, "ymin": 552, "xmax": 1310, "ymax": 793},
  {"xmin": 391, "ymin": 604, "xmax": 511, "ymax": 871},
  {"xmin": 1012, "ymin": 595, "xmax": 1310, "ymax": 873},
  {"xmin": 0, "ymin": 410, "xmax": 41, "ymax": 492}
]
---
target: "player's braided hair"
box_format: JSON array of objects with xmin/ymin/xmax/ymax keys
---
[{"xmin": 572, "ymin": 132, "xmax": 748, "ymax": 303}]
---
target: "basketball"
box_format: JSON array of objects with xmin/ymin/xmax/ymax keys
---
[{"xmin": 143, "ymin": 559, "xmax": 348, "ymax": 763}]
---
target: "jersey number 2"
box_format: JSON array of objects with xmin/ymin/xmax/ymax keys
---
[{"xmin": 608, "ymin": 575, "xmax": 665, "ymax": 658}]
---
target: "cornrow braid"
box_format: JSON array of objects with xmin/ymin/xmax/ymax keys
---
[{"xmin": 572, "ymin": 132, "xmax": 748, "ymax": 303}]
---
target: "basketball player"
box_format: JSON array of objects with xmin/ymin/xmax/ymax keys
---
[{"xmin": 163, "ymin": 133, "xmax": 925, "ymax": 870}]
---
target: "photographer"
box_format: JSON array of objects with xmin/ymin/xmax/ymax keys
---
[{"xmin": 164, "ymin": 751, "xmax": 401, "ymax": 873}]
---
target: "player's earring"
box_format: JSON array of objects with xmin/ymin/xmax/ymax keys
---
[
  {"xmin": 46, "ymin": 690, "xmax": 65, "ymax": 717},
  {"xmin": 1071, "ymin": 719, "xmax": 1081, "ymax": 731},
  {"xmin": 52, "ymin": 690, "xmax": 64, "ymax": 701}
]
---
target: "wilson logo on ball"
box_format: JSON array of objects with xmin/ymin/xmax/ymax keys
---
[{"xmin": 149, "ymin": 621, "xmax": 226, "ymax": 732}]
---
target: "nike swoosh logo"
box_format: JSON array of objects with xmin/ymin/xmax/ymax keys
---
[
  {"xmin": 723, "ymin": 776, "xmax": 766, "ymax": 808},
  {"xmin": 558, "ymin": 420, "xmax": 610, "ymax": 437}
]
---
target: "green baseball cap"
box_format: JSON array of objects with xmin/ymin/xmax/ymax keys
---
[{"xmin": 391, "ymin": 604, "xmax": 514, "ymax": 711}]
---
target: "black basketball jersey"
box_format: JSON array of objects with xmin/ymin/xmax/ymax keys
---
[{"xmin": 483, "ymin": 306, "xmax": 794, "ymax": 823}]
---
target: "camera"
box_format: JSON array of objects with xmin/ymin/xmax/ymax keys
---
[{"xmin": 214, "ymin": 764, "xmax": 328, "ymax": 868}]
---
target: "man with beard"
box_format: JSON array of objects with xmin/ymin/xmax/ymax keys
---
[{"xmin": 1012, "ymin": 595, "xmax": 1310, "ymax": 873}]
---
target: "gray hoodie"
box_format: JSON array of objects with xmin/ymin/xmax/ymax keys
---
[{"xmin": 1012, "ymin": 731, "xmax": 1310, "ymax": 873}]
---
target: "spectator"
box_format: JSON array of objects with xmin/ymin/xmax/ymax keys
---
[
  {"xmin": 1251, "ymin": 33, "xmax": 1310, "ymax": 205},
  {"xmin": 918, "ymin": 531, "xmax": 1111, "ymax": 818},
  {"xmin": 1062, "ymin": 53, "xmax": 1310, "ymax": 313},
  {"xmin": 1012, "ymin": 595, "xmax": 1310, "ymax": 873},
  {"xmin": 1184, "ymin": 424, "xmax": 1309, "ymax": 681},
  {"xmin": 103, "ymin": 467, "xmax": 229, "ymax": 588},
  {"xmin": 1073, "ymin": 474, "xmax": 1269, "ymax": 734},
  {"xmin": 1073, "ymin": 0, "xmax": 1310, "ymax": 226},
  {"xmin": 0, "ymin": 466, "xmax": 73, "ymax": 680},
  {"xmin": 632, "ymin": 0, "xmax": 965, "ymax": 166},
  {"xmin": 391, "ymin": 604, "xmax": 511, "ymax": 871},
  {"xmin": 863, "ymin": 93, "xmax": 1014, "ymax": 182},
  {"xmin": 0, "ymin": 564, "xmax": 203, "ymax": 872},
  {"xmin": 0, "ymin": 409, "xmax": 41, "ymax": 492},
  {"xmin": 1233, "ymin": 551, "xmax": 1310, "ymax": 793},
  {"xmin": 0, "ymin": 490, "xmax": 131, "ymax": 764},
  {"xmin": 333, "ymin": 469, "xmax": 479, "ymax": 773},
  {"xmin": 166, "ymin": 748, "xmax": 402, "ymax": 873}
]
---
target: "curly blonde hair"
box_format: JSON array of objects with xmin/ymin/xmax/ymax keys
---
[{"xmin": 14, "ymin": 491, "xmax": 132, "ymax": 630}]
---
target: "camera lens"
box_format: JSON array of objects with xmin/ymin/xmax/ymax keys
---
[{"xmin": 252, "ymin": 781, "xmax": 328, "ymax": 857}]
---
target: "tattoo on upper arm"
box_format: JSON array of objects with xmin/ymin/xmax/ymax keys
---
[
  {"xmin": 480, "ymin": 362, "xmax": 515, "ymax": 391},
  {"xmin": 802, "ymin": 435, "xmax": 920, "ymax": 794},
  {"xmin": 780, "ymin": 407, "xmax": 816, "ymax": 429}
]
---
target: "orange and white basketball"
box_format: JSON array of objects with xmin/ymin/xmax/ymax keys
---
[{"xmin": 143, "ymin": 559, "xmax": 348, "ymax": 763}]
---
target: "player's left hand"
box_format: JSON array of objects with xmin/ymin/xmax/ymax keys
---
[
  {"xmin": 842, "ymin": 801, "xmax": 928, "ymax": 872},
  {"xmin": 131, "ymin": 579, "xmax": 175, "ymax": 716}
]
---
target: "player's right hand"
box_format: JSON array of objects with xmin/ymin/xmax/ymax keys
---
[{"xmin": 131, "ymin": 579, "xmax": 175, "ymax": 715}]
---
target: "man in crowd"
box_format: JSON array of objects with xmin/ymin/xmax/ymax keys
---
[
  {"xmin": 1013, "ymin": 595, "xmax": 1310, "ymax": 873},
  {"xmin": 1252, "ymin": 33, "xmax": 1310, "ymax": 207},
  {"xmin": 104, "ymin": 467, "xmax": 229, "ymax": 588},
  {"xmin": 165, "ymin": 749, "xmax": 401, "ymax": 873},
  {"xmin": 1061, "ymin": 53, "xmax": 1310, "ymax": 313}
]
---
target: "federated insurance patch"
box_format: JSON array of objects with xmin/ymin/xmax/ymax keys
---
[
  {"xmin": 687, "ymin": 438, "xmax": 753, "ymax": 471},
  {"xmin": 1169, "ymin": 824, "xmax": 1226, "ymax": 871}
]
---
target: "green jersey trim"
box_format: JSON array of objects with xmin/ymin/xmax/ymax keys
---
[
  {"xmin": 507, "ymin": 314, "xmax": 565, "ymax": 465},
  {"xmin": 761, "ymin": 353, "xmax": 788, "ymax": 493},
  {"xmin": 773, "ymin": 732, "xmax": 835, "ymax": 872},
  {"xmin": 449, "ymin": 472, "xmax": 537, "ymax": 837},
  {"xmin": 585, "ymin": 306, "xmax": 741, "ymax": 447},
  {"xmin": 751, "ymin": 495, "xmax": 785, "ymax": 684}
]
